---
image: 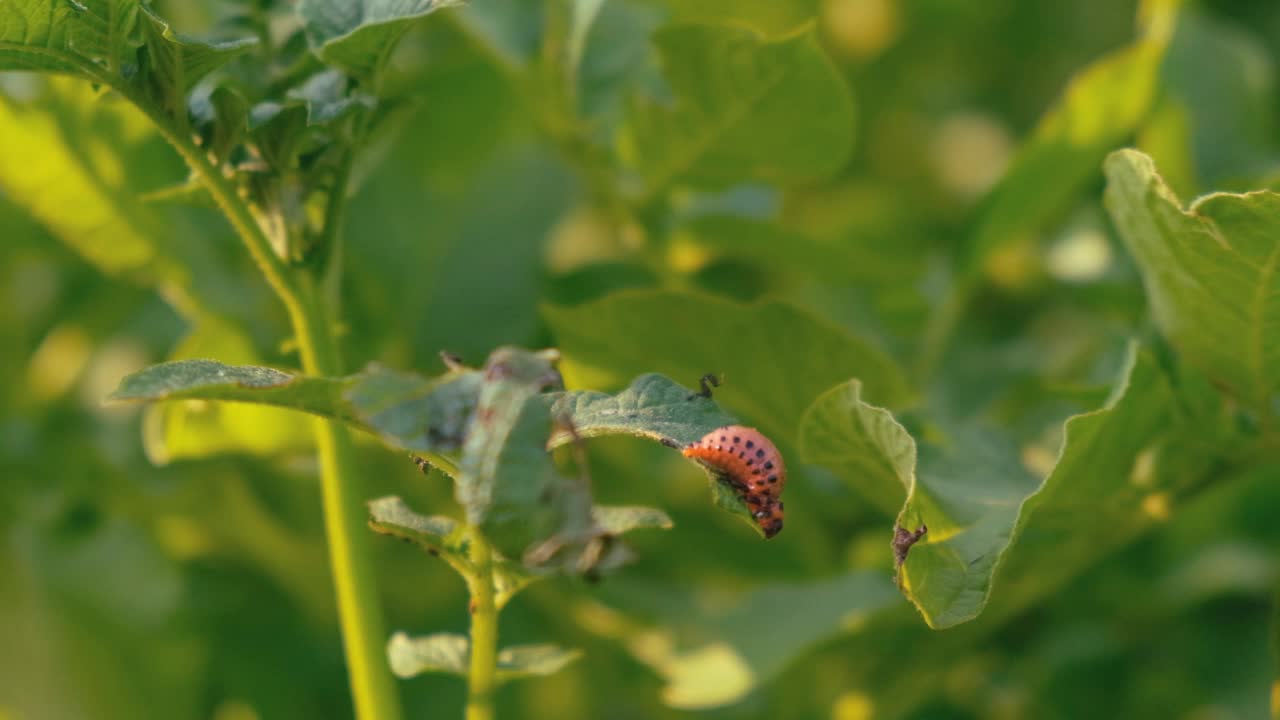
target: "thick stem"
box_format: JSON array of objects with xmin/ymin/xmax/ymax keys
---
[
  {"xmin": 151, "ymin": 117, "xmax": 403, "ymax": 720},
  {"xmin": 294, "ymin": 275, "xmax": 403, "ymax": 720},
  {"xmin": 465, "ymin": 530, "xmax": 499, "ymax": 720}
]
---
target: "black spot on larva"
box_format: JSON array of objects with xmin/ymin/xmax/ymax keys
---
[
  {"xmin": 768, "ymin": 475, "xmax": 778, "ymax": 483},
  {"xmin": 733, "ymin": 436, "xmax": 740, "ymax": 443},
  {"xmin": 720, "ymin": 436, "xmax": 726, "ymax": 442},
  {"xmin": 752, "ymin": 469, "xmax": 762, "ymax": 475},
  {"xmin": 745, "ymin": 440, "xmax": 755, "ymax": 449},
  {"xmin": 764, "ymin": 461, "xmax": 774, "ymax": 470},
  {"xmin": 755, "ymin": 449, "xmax": 765, "ymax": 458},
  {"xmin": 746, "ymin": 459, "xmax": 754, "ymax": 466}
]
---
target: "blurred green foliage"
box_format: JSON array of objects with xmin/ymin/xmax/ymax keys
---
[{"xmin": 3, "ymin": 0, "xmax": 1280, "ymax": 718}]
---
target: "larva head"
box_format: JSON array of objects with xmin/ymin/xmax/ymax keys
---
[{"xmin": 750, "ymin": 496, "xmax": 784, "ymax": 538}]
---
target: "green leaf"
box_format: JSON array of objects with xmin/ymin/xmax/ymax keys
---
[
  {"xmin": 367, "ymin": 496, "xmax": 540, "ymax": 608},
  {"xmin": 366, "ymin": 495, "xmax": 462, "ymax": 562},
  {"xmin": 0, "ymin": 0, "xmax": 137, "ymax": 79},
  {"xmin": 189, "ymin": 84, "xmax": 249, "ymax": 165},
  {"xmin": 622, "ymin": 24, "xmax": 854, "ymax": 194},
  {"xmin": 110, "ymin": 358, "xmax": 348, "ymax": 412},
  {"xmin": 286, "ymin": 69, "xmax": 374, "ymax": 125},
  {"xmin": 546, "ymin": 372, "xmax": 739, "ymax": 447},
  {"xmin": 800, "ymin": 345, "xmax": 1180, "ymax": 628},
  {"xmin": 109, "ymin": 359, "xmax": 482, "ymax": 457},
  {"xmin": 299, "ymin": 0, "xmax": 460, "ymax": 78},
  {"xmin": 546, "ymin": 372, "xmax": 764, "ymax": 535},
  {"xmin": 344, "ymin": 364, "xmax": 482, "ymax": 455},
  {"xmin": 798, "ymin": 380, "xmax": 914, "ymax": 517},
  {"xmin": 962, "ymin": 0, "xmax": 1177, "ymax": 279},
  {"xmin": 0, "ymin": 1, "xmax": 254, "ymax": 118},
  {"xmin": 142, "ymin": 318, "xmax": 313, "ymax": 464},
  {"xmin": 1104, "ymin": 149, "xmax": 1280, "ymax": 410},
  {"xmin": 592, "ymin": 505, "xmax": 673, "ymax": 534},
  {"xmin": 386, "ymin": 632, "xmax": 468, "ymax": 678},
  {"xmin": 136, "ymin": 6, "xmax": 255, "ymax": 120},
  {"xmin": 0, "ymin": 82, "xmax": 159, "ymax": 275},
  {"xmin": 493, "ymin": 643, "xmax": 583, "ymax": 681},
  {"xmin": 542, "ymin": 291, "xmax": 913, "ymax": 447},
  {"xmin": 454, "ymin": 348, "xmax": 621, "ymax": 571},
  {"xmin": 386, "ymin": 632, "xmax": 580, "ymax": 682}
]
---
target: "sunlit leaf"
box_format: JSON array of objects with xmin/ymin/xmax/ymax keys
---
[
  {"xmin": 1105, "ymin": 149, "xmax": 1280, "ymax": 411},
  {"xmin": 386, "ymin": 632, "xmax": 469, "ymax": 678},
  {"xmin": 386, "ymin": 632, "xmax": 580, "ymax": 682},
  {"xmin": 591, "ymin": 505, "xmax": 673, "ymax": 534},
  {"xmin": 109, "ymin": 359, "xmax": 480, "ymax": 457},
  {"xmin": 494, "ymin": 643, "xmax": 582, "ymax": 681},
  {"xmin": 0, "ymin": 83, "xmax": 160, "ymax": 275},
  {"xmin": 961, "ymin": 0, "xmax": 1178, "ymax": 279},
  {"xmin": 143, "ymin": 318, "xmax": 313, "ymax": 463}
]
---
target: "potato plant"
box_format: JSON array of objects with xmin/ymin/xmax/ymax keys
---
[{"xmin": 2, "ymin": 0, "xmax": 1279, "ymax": 718}]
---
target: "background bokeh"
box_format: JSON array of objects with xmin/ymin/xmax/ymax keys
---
[{"xmin": 3, "ymin": 0, "xmax": 1280, "ymax": 718}]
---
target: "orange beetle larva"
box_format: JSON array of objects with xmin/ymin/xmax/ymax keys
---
[{"xmin": 683, "ymin": 425, "xmax": 786, "ymax": 538}]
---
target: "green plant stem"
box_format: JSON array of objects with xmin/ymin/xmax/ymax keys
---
[
  {"xmin": 464, "ymin": 528, "xmax": 500, "ymax": 720},
  {"xmin": 150, "ymin": 113, "xmax": 403, "ymax": 720},
  {"xmin": 294, "ymin": 275, "xmax": 403, "ymax": 720}
]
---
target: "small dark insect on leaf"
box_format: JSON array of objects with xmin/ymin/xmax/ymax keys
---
[
  {"xmin": 893, "ymin": 524, "xmax": 927, "ymax": 566},
  {"xmin": 412, "ymin": 455, "xmax": 433, "ymax": 475},
  {"xmin": 893, "ymin": 524, "xmax": 928, "ymax": 587},
  {"xmin": 688, "ymin": 373, "xmax": 721, "ymax": 400}
]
